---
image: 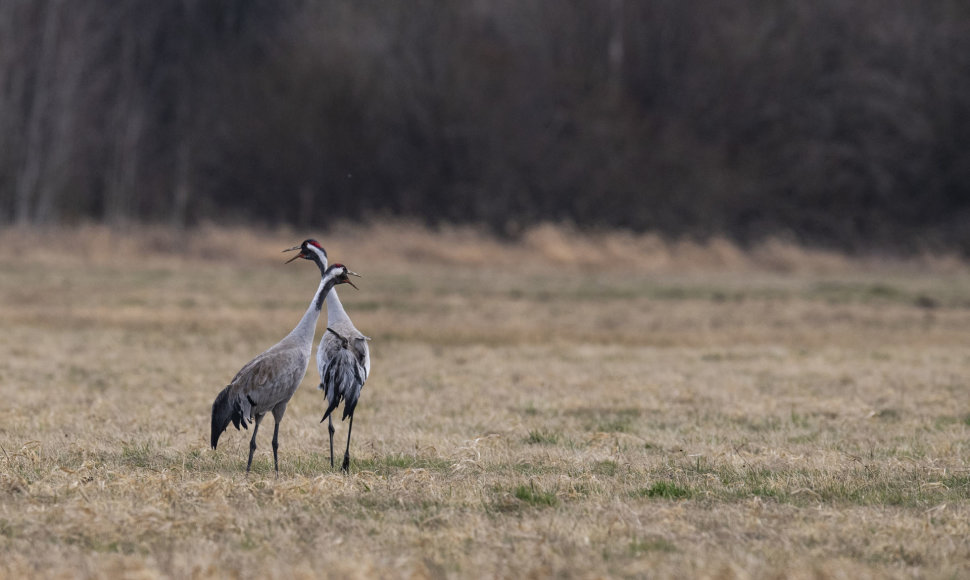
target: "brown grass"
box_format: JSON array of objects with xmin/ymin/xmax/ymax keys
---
[{"xmin": 1, "ymin": 223, "xmax": 969, "ymax": 578}]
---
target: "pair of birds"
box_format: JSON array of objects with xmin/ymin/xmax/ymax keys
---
[{"xmin": 210, "ymin": 239, "xmax": 370, "ymax": 474}]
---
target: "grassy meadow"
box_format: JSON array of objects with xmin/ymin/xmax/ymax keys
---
[{"xmin": 1, "ymin": 224, "xmax": 969, "ymax": 578}]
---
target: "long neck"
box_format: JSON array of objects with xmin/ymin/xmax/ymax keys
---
[
  {"xmin": 326, "ymin": 286, "xmax": 352, "ymax": 327},
  {"xmin": 286, "ymin": 272, "xmax": 338, "ymax": 345},
  {"xmin": 309, "ymin": 247, "xmax": 328, "ymax": 275}
]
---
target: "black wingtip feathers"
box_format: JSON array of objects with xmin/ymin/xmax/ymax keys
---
[{"xmin": 211, "ymin": 385, "xmax": 241, "ymax": 450}]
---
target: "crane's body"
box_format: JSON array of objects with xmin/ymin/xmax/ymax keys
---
[
  {"xmin": 210, "ymin": 240, "xmax": 358, "ymax": 475},
  {"xmin": 318, "ymin": 286, "xmax": 370, "ymax": 471}
]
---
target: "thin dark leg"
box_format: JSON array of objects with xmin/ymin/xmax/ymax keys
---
[
  {"xmin": 342, "ymin": 414, "xmax": 354, "ymax": 472},
  {"xmin": 328, "ymin": 416, "xmax": 335, "ymax": 469},
  {"xmin": 246, "ymin": 421, "xmax": 261, "ymax": 473},
  {"xmin": 272, "ymin": 420, "xmax": 281, "ymax": 478}
]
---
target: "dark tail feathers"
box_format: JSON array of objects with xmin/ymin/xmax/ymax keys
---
[
  {"xmin": 319, "ymin": 395, "xmax": 357, "ymax": 423},
  {"xmin": 320, "ymin": 397, "xmax": 340, "ymax": 423},
  {"xmin": 211, "ymin": 385, "xmax": 246, "ymax": 449}
]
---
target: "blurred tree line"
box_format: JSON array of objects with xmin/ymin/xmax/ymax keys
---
[{"xmin": 1, "ymin": 0, "xmax": 969, "ymax": 251}]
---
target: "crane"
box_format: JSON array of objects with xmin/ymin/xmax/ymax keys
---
[
  {"xmin": 210, "ymin": 238, "xmax": 360, "ymax": 475},
  {"xmin": 318, "ymin": 279, "xmax": 371, "ymax": 472}
]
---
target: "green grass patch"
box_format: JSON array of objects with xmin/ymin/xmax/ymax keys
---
[
  {"xmin": 637, "ymin": 481, "xmax": 691, "ymax": 500},
  {"xmin": 120, "ymin": 441, "xmax": 154, "ymax": 468},
  {"xmin": 508, "ymin": 461, "xmax": 559, "ymax": 476},
  {"xmin": 748, "ymin": 485, "xmax": 780, "ymax": 499},
  {"xmin": 0, "ymin": 519, "xmax": 17, "ymax": 538},
  {"xmin": 567, "ymin": 407, "xmax": 642, "ymax": 433},
  {"xmin": 941, "ymin": 474, "xmax": 970, "ymax": 493},
  {"xmin": 592, "ymin": 460, "xmax": 618, "ymax": 476},
  {"xmin": 513, "ymin": 482, "xmax": 559, "ymax": 508},
  {"xmin": 65, "ymin": 531, "xmax": 146, "ymax": 555},
  {"xmin": 526, "ymin": 429, "xmax": 560, "ymax": 445}
]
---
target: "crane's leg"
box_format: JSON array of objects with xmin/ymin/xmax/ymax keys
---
[
  {"xmin": 328, "ymin": 416, "xmax": 335, "ymax": 469},
  {"xmin": 246, "ymin": 414, "xmax": 265, "ymax": 473},
  {"xmin": 271, "ymin": 419, "xmax": 281, "ymax": 478},
  {"xmin": 341, "ymin": 414, "xmax": 354, "ymax": 472}
]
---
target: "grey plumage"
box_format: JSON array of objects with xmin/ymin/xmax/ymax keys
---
[
  {"xmin": 318, "ymin": 286, "xmax": 370, "ymax": 471},
  {"xmin": 210, "ymin": 348, "xmax": 309, "ymax": 446},
  {"xmin": 320, "ymin": 327, "xmax": 367, "ymax": 422},
  {"xmin": 210, "ymin": 239, "xmax": 358, "ymax": 475}
]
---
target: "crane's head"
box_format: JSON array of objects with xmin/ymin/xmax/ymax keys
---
[
  {"xmin": 283, "ymin": 239, "xmax": 328, "ymax": 266},
  {"xmin": 328, "ymin": 263, "xmax": 361, "ymax": 290}
]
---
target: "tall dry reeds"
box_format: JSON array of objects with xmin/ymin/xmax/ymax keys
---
[{"xmin": 1, "ymin": 222, "xmax": 964, "ymax": 275}]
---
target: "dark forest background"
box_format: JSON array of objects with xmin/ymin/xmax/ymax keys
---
[{"xmin": 2, "ymin": 1, "xmax": 969, "ymax": 252}]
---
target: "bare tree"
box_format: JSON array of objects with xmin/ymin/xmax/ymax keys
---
[{"xmin": 0, "ymin": 0, "xmax": 968, "ymax": 252}]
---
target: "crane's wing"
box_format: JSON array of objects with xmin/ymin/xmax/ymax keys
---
[
  {"xmin": 235, "ymin": 348, "xmax": 310, "ymax": 411},
  {"xmin": 318, "ymin": 329, "xmax": 369, "ymax": 422},
  {"xmin": 316, "ymin": 330, "xmax": 341, "ymax": 374},
  {"xmin": 320, "ymin": 348, "xmax": 366, "ymax": 421},
  {"xmin": 355, "ymin": 335, "xmax": 371, "ymax": 380},
  {"xmin": 211, "ymin": 347, "xmax": 309, "ymax": 448}
]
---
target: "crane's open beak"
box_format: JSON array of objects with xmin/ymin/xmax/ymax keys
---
[
  {"xmin": 282, "ymin": 245, "xmax": 304, "ymax": 264},
  {"xmin": 345, "ymin": 270, "xmax": 361, "ymax": 290}
]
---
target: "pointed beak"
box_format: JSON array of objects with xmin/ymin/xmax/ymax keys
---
[
  {"xmin": 282, "ymin": 245, "xmax": 303, "ymax": 264},
  {"xmin": 346, "ymin": 270, "xmax": 360, "ymax": 290}
]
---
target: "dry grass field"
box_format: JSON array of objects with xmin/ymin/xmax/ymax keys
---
[{"xmin": 1, "ymin": 223, "xmax": 969, "ymax": 579}]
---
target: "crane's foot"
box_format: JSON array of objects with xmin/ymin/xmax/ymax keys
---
[{"xmin": 341, "ymin": 454, "xmax": 350, "ymax": 472}]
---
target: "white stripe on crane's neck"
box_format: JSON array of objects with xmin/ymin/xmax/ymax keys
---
[{"xmin": 306, "ymin": 243, "xmax": 328, "ymax": 273}]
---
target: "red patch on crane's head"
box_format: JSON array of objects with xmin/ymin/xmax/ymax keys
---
[{"xmin": 306, "ymin": 239, "xmax": 322, "ymax": 249}]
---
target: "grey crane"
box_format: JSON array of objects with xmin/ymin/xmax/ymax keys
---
[
  {"xmin": 318, "ymin": 277, "xmax": 371, "ymax": 472},
  {"xmin": 210, "ymin": 239, "xmax": 359, "ymax": 475}
]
